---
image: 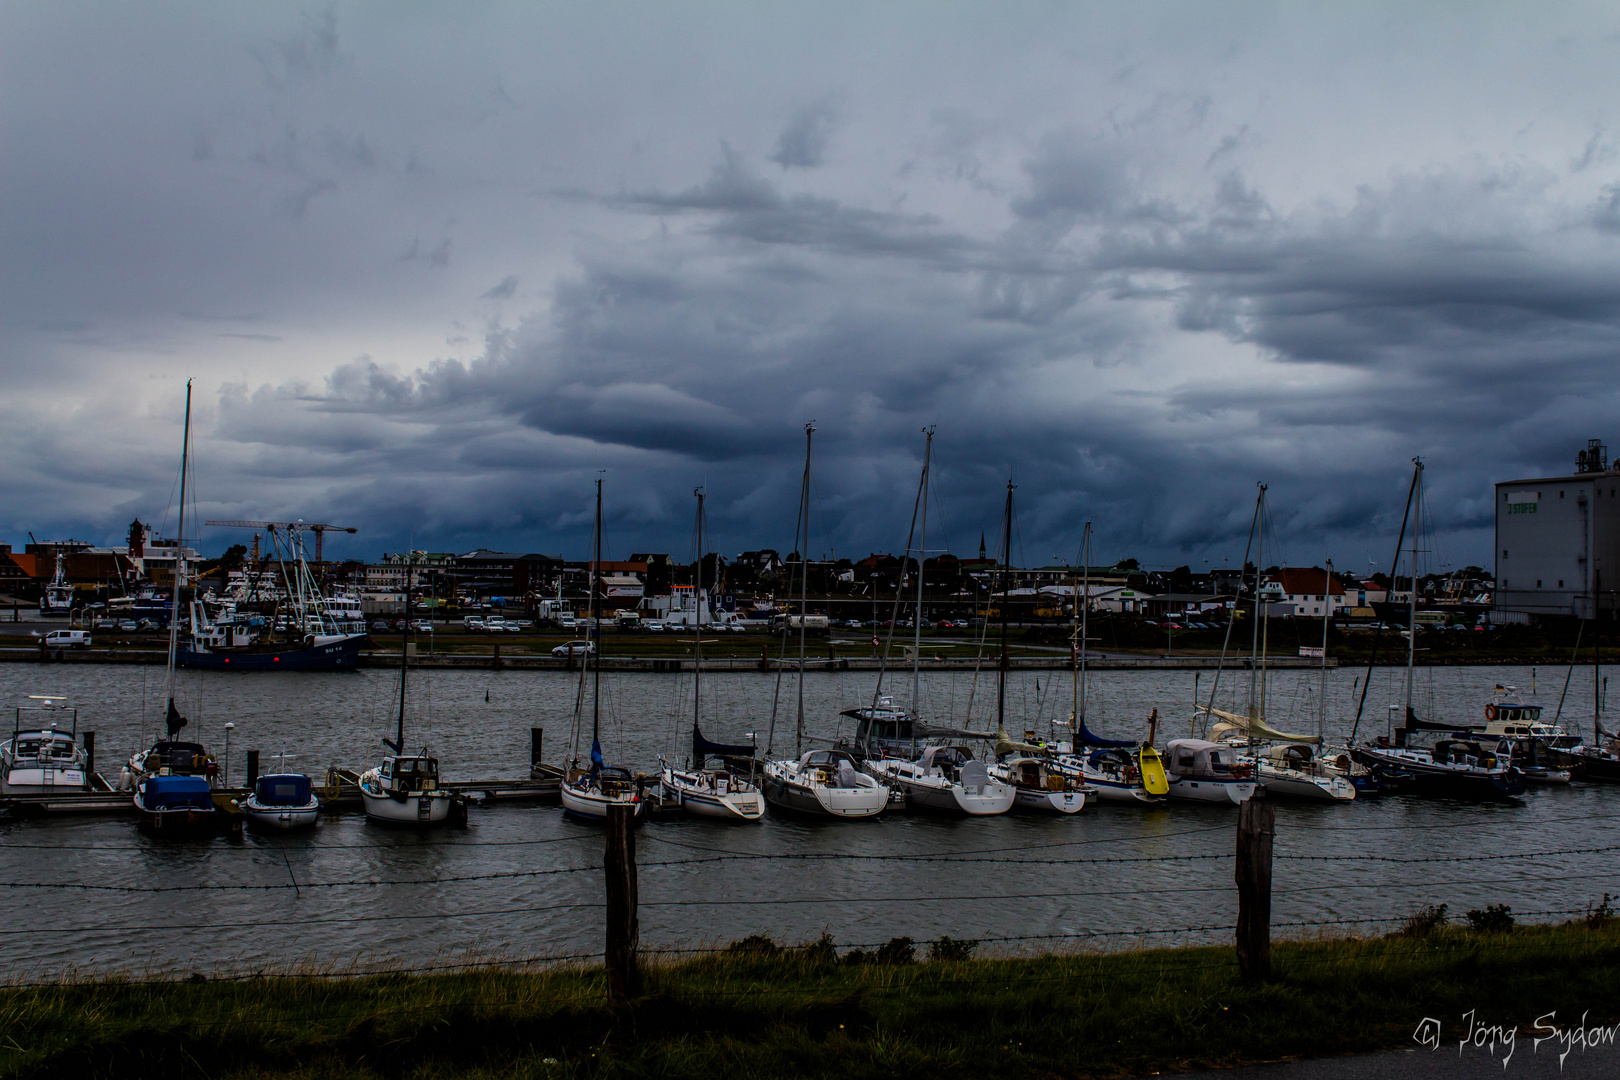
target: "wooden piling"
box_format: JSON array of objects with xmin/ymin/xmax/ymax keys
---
[
  {"xmin": 530, "ymin": 727, "xmax": 544, "ymax": 769},
  {"xmin": 604, "ymin": 802, "xmax": 640, "ymax": 1003},
  {"xmin": 83, "ymin": 731, "xmax": 95, "ymax": 777},
  {"xmin": 245, "ymin": 750, "xmax": 260, "ymax": 788},
  {"xmin": 1235, "ymin": 792, "xmax": 1275, "ymax": 981}
]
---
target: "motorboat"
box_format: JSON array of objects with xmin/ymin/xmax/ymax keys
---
[
  {"xmin": 1353, "ymin": 738, "xmax": 1527, "ymax": 801},
  {"xmin": 762, "ymin": 748, "xmax": 889, "ymax": 818},
  {"xmin": 1, "ymin": 696, "xmax": 91, "ymax": 795},
  {"xmin": 134, "ymin": 774, "xmax": 218, "ymax": 836},
  {"xmin": 1163, "ymin": 738, "xmax": 1256, "ymax": 804},
  {"xmin": 359, "ymin": 753, "xmax": 458, "ymax": 826},
  {"xmin": 242, "ymin": 771, "xmax": 320, "ymax": 830},
  {"xmin": 865, "ymin": 744, "xmax": 1015, "ymax": 816}
]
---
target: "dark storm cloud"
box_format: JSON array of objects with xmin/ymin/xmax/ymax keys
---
[{"xmin": 7, "ymin": 2, "xmax": 1620, "ymax": 572}]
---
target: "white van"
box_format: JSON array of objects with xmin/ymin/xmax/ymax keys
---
[{"xmin": 44, "ymin": 630, "xmax": 91, "ymax": 649}]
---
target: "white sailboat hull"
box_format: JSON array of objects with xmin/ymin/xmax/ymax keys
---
[
  {"xmin": 1256, "ymin": 766, "xmax": 1355, "ymax": 802},
  {"xmin": 866, "ymin": 762, "xmax": 1014, "ymax": 816},
  {"xmin": 1166, "ymin": 777, "xmax": 1256, "ymax": 804},
  {"xmin": 662, "ymin": 767, "xmax": 763, "ymax": 821},
  {"xmin": 762, "ymin": 761, "xmax": 889, "ymax": 818},
  {"xmin": 1010, "ymin": 786, "xmax": 1086, "ymax": 813},
  {"xmin": 560, "ymin": 780, "xmax": 644, "ymax": 822},
  {"xmin": 359, "ymin": 770, "xmax": 456, "ymax": 826}
]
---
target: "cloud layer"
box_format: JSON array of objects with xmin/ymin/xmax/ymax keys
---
[{"xmin": 4, "ymin": 2, "xmax": 1620, "ymax": 575}]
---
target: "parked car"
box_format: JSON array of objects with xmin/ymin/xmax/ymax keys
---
[
  {"xmin": 505, "ymin": 620, "xmax": 530, "ymax": 632},
  {"xmin": 370, "ymin": 619, "xmax": 392, "ymax": 633},
  {"xmin": 410, "ymin": 620, "xmax": 434, "ymax": 633},
  {"xmin": 643, "ymin": 621, "xmax": 667, "ymax": 633},
  {"xmin": 551, "ymin": 640, "xmax": 597, "ymax": 658},
  {"xmin": 116, "ymin": 619, "xmax": 139, "ymax": 631},
  {"xmin": 844, "ymin": 619, "xmax": 863, "ymax": 629},
  {"xmin": 44, "ymin": 630, "xmax": 91, "ymax": 649},
  {"xmin": 935, "ymin": 619, "xmax": 960, "ymax": 629},
  {"xmin": 463, "ymin": 616, "xmax": 486, "ymax": 632}
]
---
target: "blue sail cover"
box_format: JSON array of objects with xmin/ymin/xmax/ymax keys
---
[
  {"xmin": 589, "ymin": 738, "xmax": 605, "ymax": 776},
  {"xmin": 142, "ymin": 775, "xmax": 214, "ymax": 811},
  {"xmin": 1075, "ymin": 718, "xmax": 1137, "ymax": 748},
  {"xmin": 254, "ymin": 773, "xmax": 312, "ymax": 806},
  {"xmin": 693, "ymin": 723, "xmax": 755, "ymax": 761}
]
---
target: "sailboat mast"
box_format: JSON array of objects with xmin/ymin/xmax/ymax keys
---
[
  {"xmin": 1595, "ymin": 571, "xmax": 1602, "ymax": 741},
  {"xmin": 912, "ymin": 429, "xmax": 933, "ymax": 718},
  {"xmin": 164, "ymin": 380, "xmax": 192, "ymax": 718},
  {"xmin": 795, "ymin": 423, "xmax": 813, "ymax": 756},
  {"xmin": 592, "ymin": 476, "xmax": 603, "ymax": 746},
  {"xmin": 1405, "ymin": 465, "xmax": 1422, "ymax": 722},
  {"xmin": 997, "ymin": 478, "xmax": 1015, "ymax": 735},
  {"xmin": 1349, "ymin": 457, "xmax": 1422, "ymax": 743},
  {"xmin": 394, "ymin": 554, "xmax": 412, "ymax": 752},
  {"xmin": 1078, "ymin": 521, "xmax": 1091, "ymax": 733},
  {"xmin": 1249, "ymin": 484, "xmax": 1266, "ymax": 716},
  {"xmin": 693, "ymin": 487, "xmax": 704, "ymax": 764},
  {"xmin": 1319, "ymin": 558, "xmax": 1333, "ymax": 740}
]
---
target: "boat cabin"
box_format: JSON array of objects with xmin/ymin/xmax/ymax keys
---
[
  {"xmin": 143, "ymin": 741, "xmax": 214, "ymax": 777},
  {"xmin": 254, "ymin": 772, "xmax": 313, "ymax": 807},
  {"xmin": 1166, "ymin": 738, "xmax": 1252, "ymax": 780},
  {"xmin": 1004, "ymin": 756, "xmax": 1070, "ymax": 792},
  {"xmin": 798, "ymin": 749, "xmax": 865, "ymax": 786},
  {"xmin": 1432, "ymin": 740, "xmax": 1509, "ymax": 770},
  {"xmin": 914, "ymin": 745, "xmax": 991, "ymax": 790},
  {"xmin": 840, "ymin": 699, "xmax": 917, "ymax": 758},
  {"xmin": 378, "ymin": 755, "xmax": 438, "ymax": 794}
]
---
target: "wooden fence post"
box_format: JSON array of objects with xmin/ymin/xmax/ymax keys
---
[
  {"xmin": 605, "ymin": 802, "xmax": 640, "ymax": 1002},
  {"xmin": 1235, "ymin": 792, "xmax": 1275, "ymax": 981}
]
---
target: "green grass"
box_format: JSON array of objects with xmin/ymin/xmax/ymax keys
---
[{"xmin": 5, "ymin": 921, "xmax": 1620, "ymax": 1079}]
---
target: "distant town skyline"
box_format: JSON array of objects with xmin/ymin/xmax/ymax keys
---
[{"xmin": 5, "ymin": 3, "xmax": 1619, "ymax": 575}]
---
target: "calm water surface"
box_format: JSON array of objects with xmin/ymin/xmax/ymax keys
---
[{"xmin": 1, "ymin": 660, "xmax": 1615, "ymax": 980}]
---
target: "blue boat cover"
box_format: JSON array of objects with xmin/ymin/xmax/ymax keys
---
[
  {"xmin": 1076, "ymin": 718, "xmax": 1136, "ymax": 748},
  {"xmin": 143, "ymin": 775, "xmax": 214, "ymax": 811},
  {"xmin": 254, "ymin": 773, "xmax": 312, "ymax": 806}
]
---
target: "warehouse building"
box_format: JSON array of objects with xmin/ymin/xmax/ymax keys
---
[{"xmin": 1495, "ymin": 439, "xmax": 1620, "ymax": 619}]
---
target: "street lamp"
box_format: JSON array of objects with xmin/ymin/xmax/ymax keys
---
[{"xmin": 223, "ymin": 721, "xmax": 235, "ymax": 787}]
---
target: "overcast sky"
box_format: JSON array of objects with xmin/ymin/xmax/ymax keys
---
[{"xmin": 4, "ymin": 2, "xmax": 1619, "ymax": 574}]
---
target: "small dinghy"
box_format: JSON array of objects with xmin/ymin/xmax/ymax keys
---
[{"xmin": 243, "ymin": 771, "xmax": 320, "ymax": 830}]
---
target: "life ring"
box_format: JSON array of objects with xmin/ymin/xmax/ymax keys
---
[{"xmin": 1484, "ymin": 704, "xmax": 1497, "ymax": 722}]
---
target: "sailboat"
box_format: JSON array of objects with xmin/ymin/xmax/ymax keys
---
[
  {"xmin": 1051, "ymin": 522, "xmax": 1169, "ymax": 804},
  {"xmin": 985, "ymin": 483, "xmax": 1088, "ymax": 813},
  {"xmin": 1350, "ymin": 460, "xmax": 1527, "ymax": 801},
  {"xmin": 560, "ymin": 478, "xmax": 645, "ymax": 822},
  {"xmin": 762, "ymin": 425, "xmax": 891, "ymax": 819},
  {"xmin": 858, "ymin": 435, "xmax": 1014, "ymax": 817},
  {"xmin": 358, "ymin": 554, "xmax": 461, "ymax": 827},
  {"xmin": 661, "ymin": 489, "xmax": 764, "ymax": 822},
  {"xmin": 129, "ymin": 381, "xmax": 222, "ymax": 837}
]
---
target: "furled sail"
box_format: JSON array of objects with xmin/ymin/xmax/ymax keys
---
[
  {"xmin": 1074, "ymin": 717, "xmax": 1136, "ymax": 748},
  {"xmin": 692, "ymin": 722, "xmax": 755, "ymax": 760},
  {"xmin": 1203, "ymin": 705, "xmax": 1322, "ymax": 745}
]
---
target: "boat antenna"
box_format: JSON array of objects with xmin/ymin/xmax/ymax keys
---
[
  {"xmin": 795, "ymin": 422, "xmax": 814, "ymax": 756},
  {"xmin": 1349, "ymin": 457, "xmax": 1421, "ymax": 744},
  {"xmin": 163, "ymin": 379, "xmax": 192, "ymax": 739}
]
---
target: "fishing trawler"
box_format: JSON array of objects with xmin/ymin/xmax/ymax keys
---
[{"xmin": 38, "ymin": 554, "xmax": 73, "ymax": 617}]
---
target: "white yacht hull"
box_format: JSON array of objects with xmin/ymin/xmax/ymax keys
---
[
  {"xmin": 1087, "ymin": 778, "xmax": 1163, "ymax": 804},
  {"xmin": 359, "ymin": 781, "xmax": 455, "ymax": 826},
  {"xmin": 867, "ymin": 765, "xmax": 1015, "ymax": 816},
  {"xmin": 761, "ymin": 764, "xmax": 889, "ymax": 818},
  {"xmin": 1, "ymin": 768, "xmax": 88, "ymax": 795},
  {"xmin": 1010, "ymin": 786, "xmax": 1086, "ymax": 814},
  {"xmin": 559, "ymin": 780, "xmax": 644, "ymax": 822},
  {"xmin": 1256, "ymin": 767, "xmax": 1355, "ymax": 802},
  {"xmin": 1166, "ymin": 777, "xmax": 1256, "ymax": 803},
  {"xmin": 662, "ymin": 768, "xmax": 763, "ymax": 821}
]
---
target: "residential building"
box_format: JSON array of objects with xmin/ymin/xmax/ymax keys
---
[{"xmin": 1267, "ymin": 568, "xmax": 1348, "ymax": 619}]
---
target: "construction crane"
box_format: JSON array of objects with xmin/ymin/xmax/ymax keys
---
[{"xmin": 205, "ymin": 520, "xmax": 358, "ymax": 563}]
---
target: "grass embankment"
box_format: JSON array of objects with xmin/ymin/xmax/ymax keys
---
[{"xmin": 6, "ymin": 922, "xmax": 1620, "ymax": 1079}]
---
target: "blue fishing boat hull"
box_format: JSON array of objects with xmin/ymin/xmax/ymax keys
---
[{"xmin": 178, "ymin": 635, "xmax": 365, "ymax": 671}]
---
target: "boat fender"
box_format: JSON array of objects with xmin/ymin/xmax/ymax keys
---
[{"xmin": 1485, "ymin": 705, "xmax": 1497, "ymax": 721}]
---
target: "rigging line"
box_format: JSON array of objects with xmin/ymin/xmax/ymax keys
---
[
  {"xmin": 1271, "ymin": 871, "xmax": 1620, "ymax": 895},
  {"xmin": 1203, "ymin": 487, "xmax": 1262, "ymax": 730},
  {"xmin": 0, "ymin": 864, "xmax": 612, "ymax": 893},
  {"xmin": 872, "ymin": 435, "xmax": 929, "ymax": 709}
]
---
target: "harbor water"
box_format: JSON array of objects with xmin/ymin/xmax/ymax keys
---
[{"xmin": 2, "ymin": 661, "xmax": 1616, "ymax": 980}]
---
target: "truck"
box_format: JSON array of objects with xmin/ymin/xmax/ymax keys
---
[{"xmin": 771, "ymin": 614, "xmax": 830, "ymax": 636}]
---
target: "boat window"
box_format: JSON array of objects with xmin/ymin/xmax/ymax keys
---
[{"xmin": 1177, "ymin": 756, "xmax": 1195, "ymax": 768}]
